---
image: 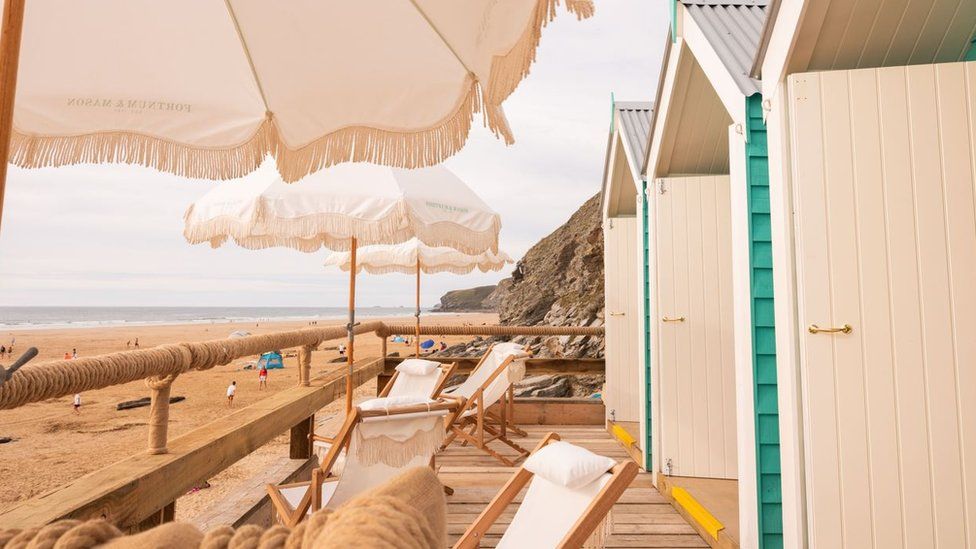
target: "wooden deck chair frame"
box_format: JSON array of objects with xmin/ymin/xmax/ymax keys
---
[
  {"xmin": 378, "ymin": 361, "xmax": 458, "ymax": 399},
  {"xmin": 267, "ymin": 399, "xmax": 457, "ymax": 527},
  {"xmin": 453, "ymin": 433, "xmax": 639, "ymax": 548},
  {"xmin": 440, "ymin": 348, "xmax": 532, "ymax": 466},
  {"xmin": 454, "ymin": 344, "xmax": 529, "ymax": 438}
]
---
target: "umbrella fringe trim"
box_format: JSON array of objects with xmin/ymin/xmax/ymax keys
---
[
  {"xmin": 184, "ymin": 201, "xmax": 501, "ymax": 256},
  {"xmin": 7, "ymin": 1, "xmax": 593, "ymax": 181},
  {"xmin": 327, "ymin": 262, "xmax": 510, "ymax": 276},
  {"xmin": 7, "ymin": 77, "xmax": 482, "ymax": 183},
  {"xmin": 483, "ymin": 0, "xmax": 594, "ymax": 141}
]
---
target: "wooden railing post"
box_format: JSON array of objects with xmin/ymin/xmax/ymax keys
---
[
  {"xmin": 290, "ymin": 414, "xmax": 314, "ymax": 459},
  {"xmin": 299, "ymin": 345, "xmax": 313, "ymax": 387},
  {"xmin": 146, "ymin": 374, "xmax": 178, "ymax": 455}
]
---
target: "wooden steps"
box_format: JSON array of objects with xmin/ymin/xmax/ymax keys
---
[{"xmin": 439, "ymin": 425, "xmax": 707, "ymax": 548}]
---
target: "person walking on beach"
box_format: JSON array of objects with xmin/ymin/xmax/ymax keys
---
[
  {"xmin": 134, "ymin": 338, "xmax": 139, "ymax": 348},
  {"xmin": 258, "ymin": 366, "xmax": 268, "ymax": 390},
  {"xmin": 226, "ymin": 381, "xmax": 237, "ymax": 407},
  {"xmin": 337, "ymin": 342, "xmax": 346, "ymax": 356},
  {"xmin": 63, "ymin": 351, "xmax": 71, "ymax": 360},
  {"xmin": 72, "ymin": 348, "xmax": 77, "ymax": 359},
  {"xmin": 73, "ymin": 393, "xmax": 81, "ymax": 414}
]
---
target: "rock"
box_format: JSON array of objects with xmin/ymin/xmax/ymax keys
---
[
  {"xmin": 387, "ymin": 351, "xmax": 400, "ymax": 358},
  {"xmin": 0, "ymin": 437, "xmax": 12, "ymax": 444},
  {"xmin": 531, "ymin": 377, "xmax": 571, "ymax": 398},
  {"xmin": 329, "ymin": 356, "xmax": 348, "ymax": 363},
  {"xmin": 116, "ymin": 396, "xmax": 186, "ymax": 411}
]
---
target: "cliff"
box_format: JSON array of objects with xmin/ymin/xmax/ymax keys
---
[
  {"xmin": 434, "ymin": 285, "xmax": 498, "ymax": 312},
  {"xmin": 437, "ymin": 193, "xmax": 605, "ymax": 358}
]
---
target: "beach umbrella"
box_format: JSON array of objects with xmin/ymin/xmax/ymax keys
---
[
  {"xmin": 184, "ymin": 163, "xmax": 501, "ymax": 411},
  {"xmin": 324, "ymin": 238, "xmax": 513, "ymax": 356},
  {"xmin": 0, "ymin": 0, "xmax": 595, "ymax": 234}
]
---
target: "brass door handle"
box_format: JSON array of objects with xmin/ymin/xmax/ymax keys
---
[
  {"xmin": 808, "ymin": 324, "xmax": 852, "ymax": 334},
  {"xmin": 609, "ymin": 312, "xmax": 625, "ymax": 317},
  {"xmin": 662, "ymin": 316, "xmax": 685, "ymax": 323}
]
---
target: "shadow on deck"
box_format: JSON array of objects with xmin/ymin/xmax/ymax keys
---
[{"xmin": 438, "ymin": 424, "xmax": 708, "ymax": 548}]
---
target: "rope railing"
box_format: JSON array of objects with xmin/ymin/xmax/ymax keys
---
[
  {"xmin": 0, "ymin": 321, "xmax": 384, "ymax": 411},
  {"xmin": 377, "ymin": 323, "xmax": 602, "ymax": 337},
  {"xmin": 0, "ymin": 322, "xmax": 602, "ymax": 411}
]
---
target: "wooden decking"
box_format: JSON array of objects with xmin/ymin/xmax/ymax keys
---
[{"xmin": 437, "ymin": 425, "xmax": 707, "ymax": 548}]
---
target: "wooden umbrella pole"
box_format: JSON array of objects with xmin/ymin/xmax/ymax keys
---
[
  {"xmin": 0, "ymin": 0, "xmax": 26, "ymax": 236},
  {"xmin": 346, "ymin": 237, "xmax": 357, "ymax": 413},
  {"xmin": 415, "ymin": 257, "xmax": 421, "ymax": 358}
]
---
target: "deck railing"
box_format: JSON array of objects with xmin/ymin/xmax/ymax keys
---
[{"xmin": 0, "ymin": 322, "xmax": 603, "ymax": 530}]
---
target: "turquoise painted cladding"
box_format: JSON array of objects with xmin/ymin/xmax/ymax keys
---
[
  {"xmin": 745, "ymin": 94, "xmax": 783, "ymax": 549},
  {"xmin": 642, "ymin": 180, "xmax": 653, "ymax": 467},
  {"xmin": 966, "ymin": 37, "xmax": 976, "ymax": 61}
]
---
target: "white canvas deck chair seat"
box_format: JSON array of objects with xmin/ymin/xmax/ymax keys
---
[
  {"xmin": 267, "ymin": 397, "xmax": 454, "ymax": 527},
  {"xmin": 454, "ymin": 433, "xmax": 638, "ymax": 549},
  {"xmin": 379, "ymin": 358, "xmax": 457, "ymax": 399},
  {"xmin": 311, "ymin": 359, "xmax": 456, "ymax": 461},
  {"xmin": 441, "ymin": 342, "xmax": 531, "ymax": 466},
  {"xmin": 310, "ymin": 359, "xmax": 456, "ymax": 465}
]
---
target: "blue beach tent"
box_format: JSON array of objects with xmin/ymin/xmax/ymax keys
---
[{"xmin": 259, "ymin": 351, "xmax": 284, "ymax": 369}]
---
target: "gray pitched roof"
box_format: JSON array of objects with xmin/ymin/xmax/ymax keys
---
[
  {"xmin": 681, "ymin": 0, "xmax": 768, "ymax": 95},
  {"xmin": 614, "ymin": 101, "xmax": 652, "ymax": 178}
]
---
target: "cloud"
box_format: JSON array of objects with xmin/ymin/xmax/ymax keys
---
[{"xmin": 0, "ymin": 2, "xmax": 669, "ymax": 308}]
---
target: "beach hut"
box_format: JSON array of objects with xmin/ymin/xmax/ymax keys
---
[
  {"xmin": 599, "ymin": 101, "xmax": 652, "ymax": 468},
  {"xmin": 753, "ymin": 2, "xmax": 976, "ymax": 548},
  {"xmin": 638, "ymin": 2, "xmax": 776, "ymax": 548}
]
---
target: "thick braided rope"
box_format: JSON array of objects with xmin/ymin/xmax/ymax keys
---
[
  {"xmin": 382, "ymin": 323, "xmax": 603, "ymax": 337},
  {"xmin": 0, "ymin": 483, "xmax": 438, "ymax": 549},
  {"xmin": 0, "ymin": 321, "xmax": 384, "ymax": 410},
  {"xmin": 145, "ymin": 374, "xmax": 178, "ymax": 454},
  {"xmin": 0, "ymin": 321, "xmax": 595, "ymax": 410}
]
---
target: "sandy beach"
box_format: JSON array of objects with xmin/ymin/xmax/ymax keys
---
[{"xmin": 0, "ymin": 312, "xmax": 495, "ymax": 518}]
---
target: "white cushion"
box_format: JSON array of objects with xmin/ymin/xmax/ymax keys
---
[
  {"xmin": 358, "ymin": 395, "xmax": 431, "ymax": 411},
  {"xmin": 524, "ymin": 441, "xmax": 616, "ymax": 489},
  {"xmin": 395, "ymin": 358, "xmax": 440, "ymax": 376}
]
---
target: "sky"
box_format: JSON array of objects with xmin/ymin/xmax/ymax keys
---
[{"xmin": 0, "ymin": 2, "xmax": 669, "ymax": 309}]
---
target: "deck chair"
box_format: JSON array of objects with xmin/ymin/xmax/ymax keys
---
[
  {"xmin": 311, "ymin": 359, "xmax": 456, "ymax": 460},
  {"xmin": 267, "ymin": 398, "xmax": 455, "ymax": 527},
  {"xmin": 454, "ymin": 433, "xmax": 639, "ymax": 548},
  {"xmin": 440, "ymin": 342, "xmax": 532, "ymax": 466},
  {"xmin": 379, "ymin": 358, "xmax": 457, "ymax": 399}
]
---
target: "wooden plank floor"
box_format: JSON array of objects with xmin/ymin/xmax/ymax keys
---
[{"xmin": 438, "ymin": 425, "xmax": 708, "ymax": 548}]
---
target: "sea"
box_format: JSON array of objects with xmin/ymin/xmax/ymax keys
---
[{"xmin": 0, "ymin": 306, "xmax": 438, "ymax": 331}]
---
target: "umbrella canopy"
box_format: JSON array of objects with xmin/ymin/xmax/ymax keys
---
[
  {"xmin": 323, "ymin": 238, "xmax": 513, "ymax": 275},
  {"xmin": 183, "ymin": 163, "xmax": 501, "ymax": 255},
  {"xmin": 7, "ymin": 0, "xmax": 593, "ymax": 183},
  {"xmin": 183, "ymin": 162, "xmax": 502, "ymax": 412}
]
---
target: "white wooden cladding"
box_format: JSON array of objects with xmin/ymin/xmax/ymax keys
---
[
  {"xmin": 603, "ymin": 216, "xmax": 640, "ymax": 423},
  {"xmin": 788, "ymin": 62, "xmax": 976, "ymax": 549},
  {"xmin": 655, "ymin": 175, "xmax": 737, "ymax": 479}
]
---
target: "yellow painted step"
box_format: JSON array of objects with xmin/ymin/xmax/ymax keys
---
[{"xmin": 671, "ymin": 486, "xmax": 724, "ymax": 540}]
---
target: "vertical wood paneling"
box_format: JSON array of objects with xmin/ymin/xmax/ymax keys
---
[
  {"xmin": 847, "ymin": 67, "xmax": 905, "ymax": 549},
  {"xmin": 789, "ymin": 61, "xmax": 976, "ymax": 549},
  {"xmin": 656, "ymin": 175, "xmax": 737, "ymax": 479},
  {"xmin": 604, "ymin": 216, "xmax": 640, "ymax": 423}
]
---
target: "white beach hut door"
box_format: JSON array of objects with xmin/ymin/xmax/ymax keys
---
[
  {"xmin": 788, "ymin": 63, "xmax": 976, "ymax": 549},
  {"xmin": 655, "ymin": 176, "xmax": 736, "ymax": 479},
  {"xmin": 604, "ymin": 216, "xmax": 640, "ymax": 422}
]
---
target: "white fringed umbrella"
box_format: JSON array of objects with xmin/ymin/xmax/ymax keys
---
[
  {"xmin": 324, "ymin": 238, "xmax": 513, "ymax": 356},
  {"xmin": 184, "ymin": 163, "xmax": 501, "ymax": 410},
  {"xmin": 4, "ymin": 0, "xmax": 593, "ymax": 184}
]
